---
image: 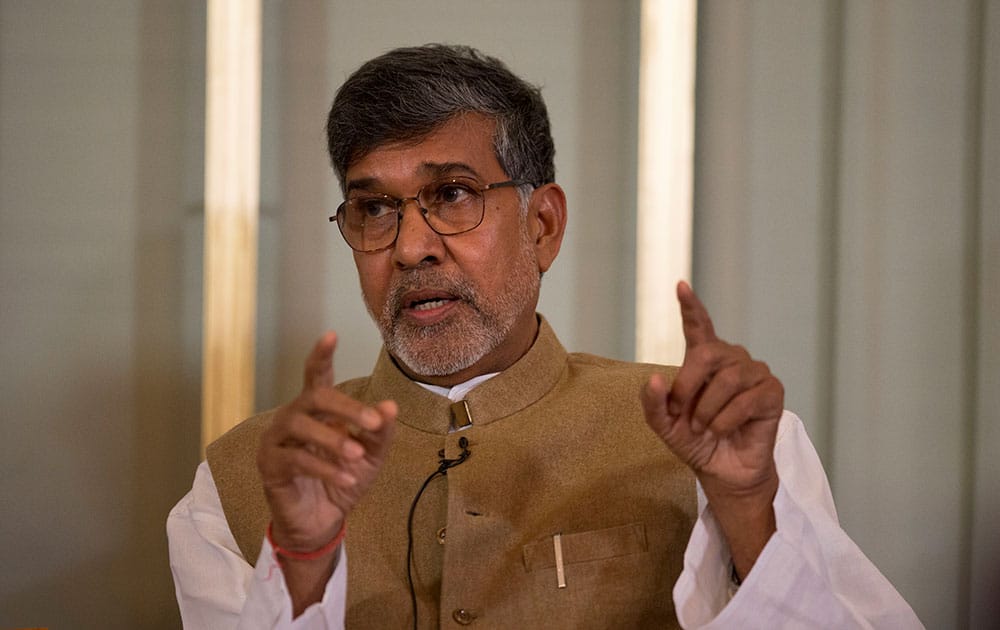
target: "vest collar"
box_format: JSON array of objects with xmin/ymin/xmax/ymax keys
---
[{"xmin": 366, "ymin": 315, "xmax": 567, "ymax": 434}]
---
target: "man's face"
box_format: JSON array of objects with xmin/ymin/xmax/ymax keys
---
[{"xmin": 345, "ymin": 113, "xmax": 546, "ymax": 385}]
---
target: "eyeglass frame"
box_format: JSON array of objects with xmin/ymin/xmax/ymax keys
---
[{"xmin": 329, "ymin": 177, "xmax": 536, "ymax": 253}]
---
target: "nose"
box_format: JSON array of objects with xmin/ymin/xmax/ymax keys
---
[{"xmin": 391, "ymin": 199, "xmax": 445, "ymax": 268}]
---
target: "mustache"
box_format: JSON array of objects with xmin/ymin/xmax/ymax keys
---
[{"xmin": 384, "ymin": 269, "xmax": 479, "ymax": 317}]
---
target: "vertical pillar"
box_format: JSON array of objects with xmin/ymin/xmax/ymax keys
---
[
  {"xmin": 202, "ymin": 0, "xmax": 261, "ymax": 450},
  {"xmin": 636, "ymin": 0, "xmax": 698, "ymax": 364}
]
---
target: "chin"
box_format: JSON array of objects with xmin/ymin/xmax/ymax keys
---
[{"xmin": 388, "ymin": 323, "xmax": 498, "ymax": 377}]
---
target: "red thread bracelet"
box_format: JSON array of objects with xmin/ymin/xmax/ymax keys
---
[{"xmin": 267, "ymin": 520, "xmax": 346, "ymax": 561}]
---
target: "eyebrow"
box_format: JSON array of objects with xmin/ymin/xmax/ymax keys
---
[
  {"xmin": 418, "ymin": 161, "xmax": 483, "ymax": 180},
  {"xmin": 345, "ymin": 161, "xmax": 486, "ymax": 194}
]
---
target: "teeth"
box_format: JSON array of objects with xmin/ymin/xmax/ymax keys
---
[{"xmin": 412, "ymin": 299, "xmax": 448, "ymax": 311}]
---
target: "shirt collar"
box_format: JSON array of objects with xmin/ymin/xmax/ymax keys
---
[
  {"xmin": 416, "ymin": 372, "xmax": 500, "ymax": 402},
  {"xmin": 365, "ymin": 315, "xmax": 568, "ymax": 434}
]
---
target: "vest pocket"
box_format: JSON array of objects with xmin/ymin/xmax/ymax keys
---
[
  {"xmin": 518, "ymin": 522, "xmax": 676, "ymax": 628},
  {"xmin": 521, "ymin": 522, "xmax": 647, "ymax": 573}
]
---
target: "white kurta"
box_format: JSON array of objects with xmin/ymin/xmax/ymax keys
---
[{"xmin": 169, "ymin": 404, "xmax": 922, "ymax": 629}]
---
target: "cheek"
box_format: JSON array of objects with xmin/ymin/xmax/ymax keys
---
[
  {"xmin": 354, "ymin": 255, "xmax": 391, "ymax": 307},
  {"xmin": 449, "ymin": 239, "xmax": 503, "ymax": 285},
  {"xmin": 463, "ymin": 239, "xmax": 532, "ymax": 291},
  {"xmin": 461, "ymin": 213, "xmax": 528, "ymax": 268}
]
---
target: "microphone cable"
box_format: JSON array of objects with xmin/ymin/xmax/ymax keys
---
[{"xmin": 406, "ymin": 436, "xmax": 471, "ymax": 630}]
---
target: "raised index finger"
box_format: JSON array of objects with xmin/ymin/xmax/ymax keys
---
[
  {"xmin": 677, "ymin": 281, "xmax": 718, "ymax": 349},
  {"xmin": 304, "ymin": 332, "xmax": 337, "ymax": 390}
]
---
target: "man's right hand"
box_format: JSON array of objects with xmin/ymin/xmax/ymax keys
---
[{"xmin": 257, "ymin": 332, "xmax": 396, "ymax": 613}]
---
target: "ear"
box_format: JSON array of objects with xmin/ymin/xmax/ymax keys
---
[{"xmin": 527, "ymin": 183, "xmax": 567, "ymax": 274}]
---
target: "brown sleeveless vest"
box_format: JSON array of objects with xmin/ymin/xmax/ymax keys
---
[{"xmin": 208, "ymin": 319, "xmax": 696, "ymax": 628}]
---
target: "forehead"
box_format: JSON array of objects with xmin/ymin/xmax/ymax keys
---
[{"xmin": 344, "ymin": 113, "xmax": 504, "ymax": 189}]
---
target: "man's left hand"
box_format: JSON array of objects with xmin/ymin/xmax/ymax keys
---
[{"xmin": 641, "ymin": 281, "xmax": 783, "ymax": 578}]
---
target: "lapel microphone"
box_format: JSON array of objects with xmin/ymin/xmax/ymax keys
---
[
  {"xmin": 436, "ymin": 436, "xmax": 471, "ymax": 473},
  {"xmin": 407, "ymin": 434, "xmax": 472, "ymax": 630}
]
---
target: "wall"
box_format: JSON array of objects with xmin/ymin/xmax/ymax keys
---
[
  {"xmin": 0, "ymin": 1, "xmax": 204, "ymax": 628},
  {"xmin": 694, "ymin": 2, "xmax": 999, "ymax": 627}
]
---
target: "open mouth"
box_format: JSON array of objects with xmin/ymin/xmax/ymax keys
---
[
  {"xmin": 399, "ymin": 290, "xmax": 462, "ymax": 320},
  {"xmin": 410, "ymin": 297, "xmax": 453, "ymax": 311}
]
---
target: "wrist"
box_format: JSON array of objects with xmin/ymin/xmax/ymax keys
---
[
  {"xmin": 699, "ymin": 464, "xmax": 779, "ymax": 507},
  {"xmin": 701, "ymin": 473, "xmax": 778, "ymax": 537},
  {"xmin": 700, "ymin": 470, "xmax": 778, "ymax": 580},
  {"xmin": 268, "ymin": 520, "xmax": 346, "ymax": 561},
  {"xmin": 268, "ymin": 521, "xmax": 345, "ymax": 618}
]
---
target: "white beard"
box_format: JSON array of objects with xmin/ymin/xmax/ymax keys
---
[{"xmin": 365, "ymin": 224, "xmax": 539, "ymax": 377}]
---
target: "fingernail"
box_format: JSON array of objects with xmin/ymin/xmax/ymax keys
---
[
  {"xmin": 363, "ymin": 408, "xmax": 381, "ymax": 429},
  {"xmin": 343, "ymin": 440, "xmax": 364, "ymax": 459}
]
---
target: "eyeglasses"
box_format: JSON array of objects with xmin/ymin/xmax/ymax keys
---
[{"xmin": 330, "ymin": 177, "xmax": 533, "ymax": 252}]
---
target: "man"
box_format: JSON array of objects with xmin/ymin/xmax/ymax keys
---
[{"xmin": 169, "ymin": 45, "xmax": 921, "ymax": 629}]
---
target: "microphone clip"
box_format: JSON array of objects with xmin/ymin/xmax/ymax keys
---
[{"xmin": 436, "ymin": 436, "xmax": 470, "ymax": 474}]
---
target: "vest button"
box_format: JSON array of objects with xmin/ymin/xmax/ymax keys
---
[
  {"xmin": 452, "ymin": 608, "xmax": 476, "ymax": 625},
  {"xmin": 436, "ymin": 526, "xmax": 446, "ymax": 545}
]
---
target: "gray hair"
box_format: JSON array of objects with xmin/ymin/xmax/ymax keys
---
[{"xmin": 326, "ymin": 44, "xmax": 555, "ymax": 195}]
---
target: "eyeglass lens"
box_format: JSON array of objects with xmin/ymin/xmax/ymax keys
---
[{"xmin": 337, "ymin": 178, "xmax": 486, "ymax": 252}]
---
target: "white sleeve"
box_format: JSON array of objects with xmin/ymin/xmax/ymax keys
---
[
  {"xmin": 673, "ymin": 411, "xmax": 924, "ymax": 629},
  {"xmin": 167, "ymin": 460, "xmax": 348, "ymax": 629}
]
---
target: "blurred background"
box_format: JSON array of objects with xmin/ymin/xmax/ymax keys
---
[{"xmin": 1, "ymin": 1, "xmax": 996, "ymax": 628}]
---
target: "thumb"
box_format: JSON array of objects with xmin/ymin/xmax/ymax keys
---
[
  {"xmin": 641, "ymin": 373, "xmax": 676, "ymax": 439},
  {"xmin": 303, "ymin": 332, "xmax": 337, "ymax": 389},
  {"xmin": 642, "ymin": 372, "xmax": 707, "ymax": 471}
]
